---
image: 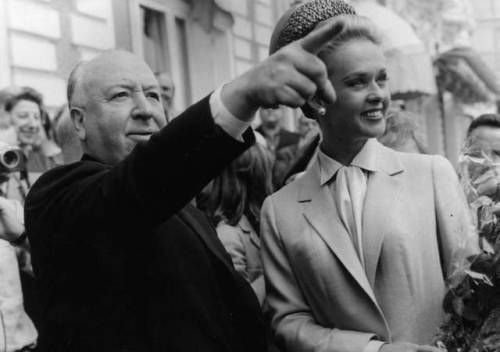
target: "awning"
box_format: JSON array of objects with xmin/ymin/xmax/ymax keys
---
[
  {"xmin": 435, "ymin": 47, "xmax": 500, "ymax": 104},
  {"xmin": 354, "ymin": 0, "xmax": 438, "ymax": 99}
]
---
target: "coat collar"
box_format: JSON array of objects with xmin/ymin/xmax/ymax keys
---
[
  {"xmin": 300, "ymin": 140, "xmax": 403, "ymax": 200},
  {"xmin": 318, "ymin": 138, "xmax": 379, "ymax": 186}
]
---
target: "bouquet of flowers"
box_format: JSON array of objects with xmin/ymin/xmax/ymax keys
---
[{"xmin": 435, "ymin": 146, "xmax": 500, "ymax": 352}]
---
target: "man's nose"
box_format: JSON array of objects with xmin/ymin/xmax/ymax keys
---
[{"xmin": 132, "ymin": 93, "xmax": 155, "ymax": 120}]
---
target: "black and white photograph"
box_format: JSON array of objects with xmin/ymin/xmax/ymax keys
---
[{"xmin": 0, "ymin": 0, "xmax": 499, "ymax": 351}]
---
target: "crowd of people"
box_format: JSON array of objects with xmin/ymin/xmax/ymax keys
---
[{"xmin": 0, "ymin": 0, "xmax": 497, "ymax": 351}]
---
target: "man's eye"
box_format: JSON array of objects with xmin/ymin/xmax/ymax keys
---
[
  {"xmin": 147, "ymin": 92, "xmax": 160, "ymax": 101},
  {"xmin": 111, "ymin": 92, "xmax": 129, "ymax": 100}
]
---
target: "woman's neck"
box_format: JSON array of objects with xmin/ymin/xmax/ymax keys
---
[{"xmin": 320, "ymin": 135, "xmax": 368, "ymax": 165}]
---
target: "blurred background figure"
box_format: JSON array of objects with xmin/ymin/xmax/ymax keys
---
[
  {"xmin": 459, "ymin": 114, "xmax": 500, "ymax": 221},
  {"xmin": 378, "ymin": 109, "xmax": 428, "ymax": 154},
  {"xmin": 297, "ymin": 114, "xmax": 319, "ymax": 150},
  {"xmin": 256, "ymin": 108, "xmax": 300, "ymax": 156},
  {"xmin": 5, "ymin": 89, "xmax": 62, "ymax": 179},
  {"xmin": 52, "ymin": 104, "xmax": 83, "ymax": 164},
  {"xmin": 0, "ymin": 88, "xmax": 64, "ymax": 337},
  {"xmin": 197, "ymin": 143, "xmax": 274, "ymax": 305},
  {"xmin": 155, "ymin": 71, "xmax": 178, "ymax": 121},
  {"xmin": 0, "ymin": 190, "xmax": 38, "ymax": 352},
  {"xmin": 0, "ymin": 87, "xmax": 22, "ymax": 146},
  {"xmin": 257, "ymin": 108, "xmax": 300, "ymax": 188}
]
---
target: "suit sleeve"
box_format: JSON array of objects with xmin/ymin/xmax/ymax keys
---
[
  {"xmin": 260, "ymin": 197, "xmax": 377, "ymax": 352},
  {"xmin": 26, "ymin": 95, "xmax": 255, "ymax": 238},
  {"xmin": 432, "ymin": 155, "xmax": 479, "ymax": 278}
]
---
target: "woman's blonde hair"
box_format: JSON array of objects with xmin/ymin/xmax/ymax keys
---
[{"xmin": 318, "ymin": 15, "xmax": 383, "ymax": 56}]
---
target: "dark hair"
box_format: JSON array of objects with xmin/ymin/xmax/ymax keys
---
[
  {"xmin": 199, "ymin": 144, "xmax": 274, "ymax": 232},
  {"xmin": 269, "ymin": 0, "xmax": 356, "ymax": 54},
  {"xmin": 467, "ymin": 114, "xmax": 500, "ymax": 136},
  {"xmin": 5, "ymin": 90, "xmax": 42, "ymax": 113}
]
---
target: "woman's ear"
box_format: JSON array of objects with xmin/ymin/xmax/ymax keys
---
[{"xmin": 70, "ymin": 107, "xmax": 86, "ymax": 141}]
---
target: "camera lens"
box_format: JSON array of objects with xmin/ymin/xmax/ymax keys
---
[{"xmin": 2, "ymin": 150, "xmax": 20, "ymax": 169}]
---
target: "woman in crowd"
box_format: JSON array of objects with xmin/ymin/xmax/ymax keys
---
[
  {"xmin": 4, "ymin": 89, "xmax": 62, "ymax": 201},
  {"xmin": 260, "ymin": 1, "xmax": 477, "ymax": 352},
  {"xmin": 199, "ymin": 142, "xmax": 273, "ymax": 305}
]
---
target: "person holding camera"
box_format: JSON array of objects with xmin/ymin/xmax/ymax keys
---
[
  {"xmin": 2, "ymin": 89, "xmax": 62, "ymax": 202},
  {"xmin": 0, "ymin": 180, "xmax": 37, "ymax": 351}
]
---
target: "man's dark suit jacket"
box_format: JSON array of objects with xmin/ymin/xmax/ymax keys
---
[{"xmin": 25, "ymin": 96, "xmax": 267, "ymax": 352}]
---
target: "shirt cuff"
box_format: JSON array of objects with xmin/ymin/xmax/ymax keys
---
[
  {"xmin": 363, "ymin": 340, "xmax": 386, "ymax": 352},
  {"xmin": 209, "ymin": 85, "xmax": 250, "ymax": 141}
]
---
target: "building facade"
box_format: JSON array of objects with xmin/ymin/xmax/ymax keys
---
[{"xmin": 0, "ymin": 0, "xmax": 292, "ymax": 115}]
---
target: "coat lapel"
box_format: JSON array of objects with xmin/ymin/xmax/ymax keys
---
[
  {"xmin": 299, "ymin": 161, "xmax": 378, "ymax": 306},
  {"xmin": 178, "ymin": 204, "xmax": 235, "ymax": 273},
  {"xmin": 362, "ymin": 144, "xmax": 404, "ymax": 287}
]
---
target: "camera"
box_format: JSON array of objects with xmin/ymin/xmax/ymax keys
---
[{"xmin": 0, "ymin": 144, "xmax": 25, "ymax": 174}]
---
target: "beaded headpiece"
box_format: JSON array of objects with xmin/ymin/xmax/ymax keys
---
[{"xmin": 269, "ymin": 0, "xmax": 356, "ymax": 54}]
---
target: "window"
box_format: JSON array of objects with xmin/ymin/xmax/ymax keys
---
[
  {"xmin": 129, "ymin": 0, "xmax": 191, "ymax": 111},
  {"xmin": 141, "ymin": 6, "xmax": 169, "ymax": 73},
  {"xmin": 232, "ymin": 0, "xmax": 276, "ymax": 75}
]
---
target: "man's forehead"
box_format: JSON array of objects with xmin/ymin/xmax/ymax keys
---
[
  {"xmin": 83, "ymin": 51, "xmax": 157, "ymax": 86},
  {"xmin": 470, "ymin": 126, "xmax": 500, "ymax": 149},
  {"xmin": 85, "ymin": 68, "xmax": 158, "ymax": 94}
]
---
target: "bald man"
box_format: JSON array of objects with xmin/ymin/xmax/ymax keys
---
[
  {"xmin": 25, "ymin": 21, "xmax": 339, "ymax": 351},
  {"xmin": 155, "ymin": 71, "xmax": 178, "ymax": 120}
]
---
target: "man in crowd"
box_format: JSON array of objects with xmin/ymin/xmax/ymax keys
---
[
  {"xmin": 155, "ymin": 71, "xmax": 178, "ymax": 121},
  {"xmin": 256, "ymin": 107, "xmax": 300, "ymax": 155},
  {"xmin": 25, "ymin": 19, "xmax": 339, "ymax": 352},
  {"xmin": 461, "ymin": 114, "xmax": 500, "ymax": 203}
]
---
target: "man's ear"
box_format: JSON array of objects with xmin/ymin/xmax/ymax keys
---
[{"xmin": 70, "ymin": 107, "xmax": 86, "ymax": 141}]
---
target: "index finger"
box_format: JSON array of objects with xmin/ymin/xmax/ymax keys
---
[{"xmin": 298, "ymin": 16, "xmax": 347, "ymax": 53}]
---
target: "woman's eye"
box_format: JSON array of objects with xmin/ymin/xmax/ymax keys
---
[
  {"xmin": 346, "ymin": 79, "xmax": 365, "ymax": 88},
  {"xmin": 378, "ymin": 75, "xmax": 389, "ymax": 83}
]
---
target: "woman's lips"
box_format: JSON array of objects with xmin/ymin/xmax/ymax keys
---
[{"xmin": 361, "ymin": 109, "xmax": 384, "ymax": 120}]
